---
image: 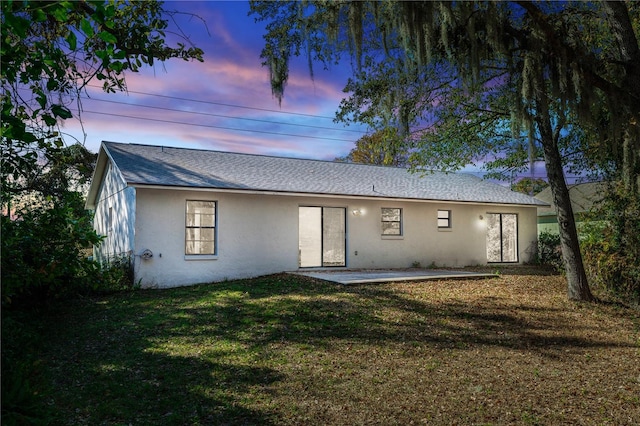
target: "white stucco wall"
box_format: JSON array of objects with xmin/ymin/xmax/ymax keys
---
[
  {"xmin": 132, "ymin": 188, "xmax": 538, "ymax": 288},
  {"xmin": 92, "ymin": 161, "xmax": 136, "ymax": 262}
]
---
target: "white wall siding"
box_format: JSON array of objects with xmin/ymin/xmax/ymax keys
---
[
  {"xmin": 134, "ymin": 189, "xmax": 299, "ymax": 288},
  {"xmin": 92, "ymin": 161, "xmax": 136, "ymax": 262},
  {"xmin": 344, "ymin": 200, "xmax": 536, "ymax": 269},
  {"xmin": 133, "ymin": 188, "xmax": 538, "ymax": 288}
]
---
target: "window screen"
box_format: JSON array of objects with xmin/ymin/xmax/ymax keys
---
[
  {"xmin": 382, "ymin": 208, "xmax": 402, "ymax": 235},
  {"xmin": 186, "ymin": 201, "xmax": 216, "ymax": 255}
]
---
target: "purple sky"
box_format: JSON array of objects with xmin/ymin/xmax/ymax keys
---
[
  {"xmin": 63, "ymin": 1, "xmax": 368, "ymax": 160},
  {"xmin": 60, "ymin": 1, "xmax": 564, "ymax": 183}
]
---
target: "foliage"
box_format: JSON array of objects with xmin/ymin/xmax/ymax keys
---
[
  {"xmin": 537, "ymin": 231, "xmax": 564, "ymax": 272},
  {"xmin": 1, "ymin": 0, "xmax": 203, "ymax": 197},
  {"xmin": 0, "ymin": 5, "xmax": 203, "ymax": 417},
  {"xmin": 335, "ymin": 128, "xmax": 409, "ymax": 166},
  {"xmin": 581, "ymin": 183, "xmax": 640, "ymax": 304},
  {"xmin": 252, "ymin": 1, "xmax": 639, "ymax": 143},
  {"xmin": 1, "ymin": 191, "xmax": 102, "ymax": 304},
  {"xmin": 251, "ymin": 1, "xmax": 640, "ymax": 301},
  {"xmin": 1, "ymin": 0, "xmax": 203, "ymax": 303},
  {"xmin": 511, "ymin": 177, "xmax": 548, "ymax": 195},
  {"xmin": 94, "ymin": 254, "xmax": 139, "ymax": 293}
]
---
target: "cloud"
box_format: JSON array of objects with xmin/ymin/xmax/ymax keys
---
[{"xmin": 64, "ymin": 1, "xmax": 365, "ymax": 160}]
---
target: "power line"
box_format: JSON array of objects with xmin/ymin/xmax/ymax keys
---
[
  {"xmin": 73, "ymin": 109, "xmax": 358, "ymax": 143},
  {"xmin": 81, "ymin": 96, "xmax": 366, "ymax": 134},
  {"xmin": 86, "ymin": 84, "xmax": 339, "ymax": 120},
  {"xmin": 16, "ymin": 85, "xmax": 368, "ymax": 142}
]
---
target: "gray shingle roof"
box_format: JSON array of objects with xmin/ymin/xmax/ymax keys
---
[
  {"xmin": 536, "ymin": 182, "xmax": 605, "ymax": 216},
  {"xmin": 102, "ymin": 141, "xmax": 547, "ymax": 206}
]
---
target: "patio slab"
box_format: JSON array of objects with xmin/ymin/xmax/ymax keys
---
[{"xmin": 290, "ymin": 269, "xmax": 498, "ymax": 285}]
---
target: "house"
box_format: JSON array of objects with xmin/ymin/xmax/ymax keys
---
[
  {"xmin": 535, "ymin": 182, "xmax": 605, "ymax": 234},
  {"xmin": 85, "ymin": 141, "xmax": 548, "ymax": 288}
]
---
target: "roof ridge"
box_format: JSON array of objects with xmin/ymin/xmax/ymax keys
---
[
  {"xmin": 99, "ymin": 140, "xmax": 546, "ymax": 206},
  {"xmin": 102, "ymin": 140, "xmax": 455, "ymax": 175}
]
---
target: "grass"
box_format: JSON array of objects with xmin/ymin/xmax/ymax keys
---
[{"xmin": 7, "ymin": 267, "xmax": 640, "ymax": 425}]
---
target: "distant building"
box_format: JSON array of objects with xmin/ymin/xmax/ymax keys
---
[{"xmin": 535, "ymin": 182, "xmax": 606, "ymax": 234}]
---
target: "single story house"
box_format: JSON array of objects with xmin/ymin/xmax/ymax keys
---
[
  {"xmin": 85, "ymin": 141, "xmax": 548, "ymax": 288},
  {"xmin": 536, "ymin": 182, "xmax": 605, "ymax": 234}
]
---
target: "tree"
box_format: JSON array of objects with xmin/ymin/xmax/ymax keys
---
[
  {"xmin": 511, "ymin": 178, "xmax": 548, "ymax": 196},
  {"xmin": 336, "ymin": 128, "xmax": 409, "ymax": 166},
  {"xmin": 1, "ymin": 0, "xmax": 203, "ymax": 200},
  {"xmin": 251, "ymin": 1, "xmax": 640, "ymax": 302},
  {"xmin": 1, "ymin": 0, "xmax": 204, "ymax": 301}
]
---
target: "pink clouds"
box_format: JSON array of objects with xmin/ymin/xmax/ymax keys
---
[{"xmin": 63, "ymin": 1, "xmax": 367, "ymax": 161}]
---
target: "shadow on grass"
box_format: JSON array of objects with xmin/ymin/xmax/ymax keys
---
[
  {"xmin": 35, "ymin": 273, "xmax": 636, "ymax": 424},
  {"xmin": 42, "ymin": 309, "xmax": 282, "ymax": 425}
]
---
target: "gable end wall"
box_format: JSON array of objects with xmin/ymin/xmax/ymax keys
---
[{"xmin": 93, "ymin": 161, "xmax": 136, "ymax": 262}]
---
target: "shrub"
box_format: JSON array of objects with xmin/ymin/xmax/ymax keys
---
[
  {"xmin": 92, "ymin": 254, "xmax": 140, "ymax": 293},
  {"xmin": 537, "ymin": 231, "xmax": 564, "ymax": 272},
  {"xmin": 581, "ymin": 219, "xmax": 640, "ymax": 304},
  {"xmin": 1, "ymin": 193, "xmax": 139, "ymax": 304},
  {"xmin": 1, "ymin": 192, "xmax": 103, "ymax": 305},
  {"xmin": 580, "ymin": 182, "xmax": 640, "ymax": 304}
]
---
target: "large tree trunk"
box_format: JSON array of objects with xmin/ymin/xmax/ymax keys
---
[
  {"xmin": 620, "ymin": 121, "xmax": 640, "ymax": 262},
  {"xmin": 540, "ymin": 137, "xmax": 593, "ymax": 301},
  {"xmin": 534, "ymin": 89, "xmax": 594, "ymax": 301}
]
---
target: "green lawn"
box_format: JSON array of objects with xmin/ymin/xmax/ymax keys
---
[{"xmin": 6, "ymin": 270, "xmax": 640, "ymax": 425}]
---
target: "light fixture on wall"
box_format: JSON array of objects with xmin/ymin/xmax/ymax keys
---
[{"xmin": 352, "ymin": 208, "xmax": 362, "ymax": 216}]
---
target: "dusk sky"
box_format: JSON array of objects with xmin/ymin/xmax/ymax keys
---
[
  {"xmin": 58, "ymin": 0, "xmax": 565, "ymax": 183},
  {"xmin": 63, "ymin": 0, "xmax": 370, "ymax": 161}
]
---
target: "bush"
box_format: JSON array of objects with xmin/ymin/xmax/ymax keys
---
[
  {"xmin": 537, "ymin": 231, "xmax": 564, "ymax": 272},
  {"xmin": 580, "ymin": 183, "xmax": 640, "ymax": 304},
  {"xmin": 1, "ymin": 192, "xmax": 103, "ymax": 305},
  {"xmin": 1, "ymin": 192, "xmax": 139, "ymax": 305},
  {"xmin": 92, "ymin": 254, "xmax": 140, "ymax": 293},
  {"xmin": 581, "ymin": 219, "xmax": 640, "ymax": 304}
]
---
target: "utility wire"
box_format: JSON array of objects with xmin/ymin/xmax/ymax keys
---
[
  {"xmin": 73, "ymin": 109, "xmax": 358, "ymax": 142},
  {"xmin": 17, "ymin": 85, "xmax": 366, "ymax": 136},
  {"xmin": 86, "ymin": 84, "xmax": 338, "ymax": 119},
  {"xmin": 81, "ymin": 96, "xmax": 366, "ymax": 134}
]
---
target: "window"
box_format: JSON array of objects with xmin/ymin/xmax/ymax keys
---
[
  {"xmin": 437, "ymin": 210, "xmax": 451, "ymax": 228},
  {"xmin": 486, "ymin": 213, "xmax": 518, "ymax": 263},
  {"xmin": 299, "ymin": 206, "xmax": 346, "ymax": 267},
  {"xmin": 381, "ymin": 208, "xmax": 402, "ymax": 235},
  {"xmin": 185, "ymin": 201, "xmax": 216, "ymax": 255}
]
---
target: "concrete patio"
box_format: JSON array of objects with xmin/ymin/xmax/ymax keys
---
[{"xmin": 290, "ymin": 269, "xmax": 498, "ymax": 285}]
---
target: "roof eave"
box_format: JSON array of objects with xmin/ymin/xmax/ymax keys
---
[
  {"xmin": 128, "ymin": 182, "xmax": 546, "ymax": 207},
  {"xmin": 85, "ymin": 144, "xmax": 109, "ymax": 209}
]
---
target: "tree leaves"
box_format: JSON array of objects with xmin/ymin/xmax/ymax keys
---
[
  {"xmin": 97, "ymin": 30, "xmax": 117, "ymax": 44},
  {"xmin": 1, "ymin": 0, "xmax": 204, "ymax": 303}
]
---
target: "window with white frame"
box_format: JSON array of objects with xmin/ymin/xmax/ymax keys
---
[
  {"xmin": 437, "ymin": 209, "xmax": 451, "ymax": 228},
  {"xmin": 185, "ymin": 201, "xmax": 216, "ymax": 255},
  {"xmin": 381, "ymin": 208, "xmax": 402, "ymax": 235}
]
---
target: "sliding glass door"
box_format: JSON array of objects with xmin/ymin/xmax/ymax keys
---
[
  {"xmin": 299, "ymin": 207, "xmax": 346, "ymax": 267},
  {"xmin": 486, "ymin": 213, "xmax": 518, "ymax": 263}
]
